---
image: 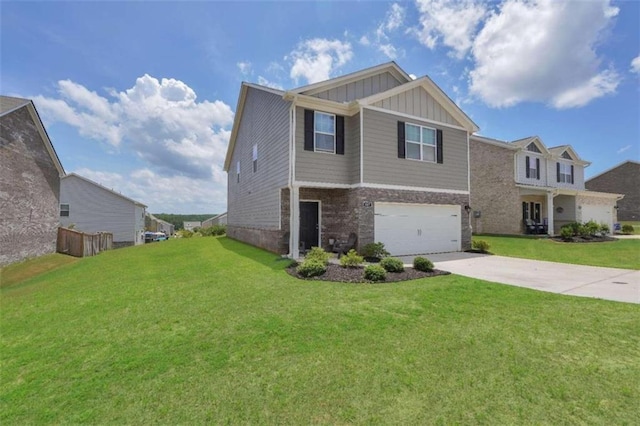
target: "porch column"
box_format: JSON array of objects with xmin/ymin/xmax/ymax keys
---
[
  {"xmin": 290, "ymin": 185, "xmax": 300, "ymax": 259},
  {"xmin": 546, "ymin": 191, "xmax": 554, "ymax": 236}
]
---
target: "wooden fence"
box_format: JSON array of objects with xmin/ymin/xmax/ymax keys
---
[{"xmin": 57, "ymin": 227, "xmax": 113, "ymax": 258}]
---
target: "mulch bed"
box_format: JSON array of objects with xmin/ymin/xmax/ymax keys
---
[
  {"xmin": 551, "ymin": 236, "xmax": 618, "ymax": 243},
  {"xmin": 286, "ymin": 263, "xmax": 450, "ymax": 283}
]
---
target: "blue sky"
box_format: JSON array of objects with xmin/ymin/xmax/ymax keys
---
[{"xmin": 3, "ymin": 0, "xmax": 638, "ymax": 214}]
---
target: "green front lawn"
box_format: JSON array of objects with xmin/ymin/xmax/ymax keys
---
[
  {"xmin": 473, "ymin": 235, "xmax": 640, "ymax": 270},
  {"xmin": 2, "ymin": 238, "xmax": 639, "ymax": 424}
]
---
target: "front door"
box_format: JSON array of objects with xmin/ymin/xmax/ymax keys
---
[{"xmin": 299, "ymin": 201, "xmax": 319, "ymax": 252}]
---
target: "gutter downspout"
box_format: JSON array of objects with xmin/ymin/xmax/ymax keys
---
[{"xmin": 285, "ymin": 94, "xmax": 300, "ymax": 259}]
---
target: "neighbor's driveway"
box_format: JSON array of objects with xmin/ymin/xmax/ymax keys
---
[{"xmin": 402, "ymin": 252, "xmax": 639, "ymax": 304}]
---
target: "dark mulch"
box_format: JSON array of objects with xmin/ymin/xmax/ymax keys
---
[
  {"xmin": 286, "ymin": 263, "xmax": 450, "ymax": 283},
  {"xmin": 551, "ymin": 236, "xmax": 618, "ymax": 243}
]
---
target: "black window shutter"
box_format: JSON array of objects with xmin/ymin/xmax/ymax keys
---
[
  {"xmin": 556, "ymin": 162, "xmax": 561, "ymax": 182},
  {"xmin": 436, "ymin": 129, "xmax": 443, "ymax": 164},
  {"xmin": 536, "ymin": 158, "xmax": 540, "ymax": 180},
  {"xmin": 570, "ymin": 165, "xmax": 574, "ymax": 184},
  {"xmin": 336, "ymin": 115, "xmax": 345, "ymax": 155},
  {"xmin": 397, "ymin": 121, "xmax": 405, "ymax": 158},
  {"xmin": 522, "ymin": 202, "xmax": 528, "ymax": 221},
  {"xmin": 304, "ymin": 109, "xmax": 314, "ymax": 151},
  {"xmin": 525, "ymin": 156, "xmax": 530, "ymax": 178}
]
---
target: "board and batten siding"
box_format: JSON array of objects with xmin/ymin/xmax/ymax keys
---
[
  {"xmin": 60, "ymin": 175, "xmax": 144, "ymax": 244},
  {"xmin": 294, "ymin": 107, "xmax": 360, "ymax": 185},
  {"xmin": 372, "ymin": 87, "xmax": 461, "ymax": 127},
  {"xmin": 228, "ymin": 87, "xmax": 290, "ymax": 229},
  {"xmin": 362, "ymin": 108, "xmax": 469, "ymax": 191},
  {"xmin": 312, "ymin": 72, "xmax": 403, "ymax": 102}
]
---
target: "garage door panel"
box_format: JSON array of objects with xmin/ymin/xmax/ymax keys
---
[{"xmin": 374, "ymin": 202, "xmax": 461, "ymax": 256}]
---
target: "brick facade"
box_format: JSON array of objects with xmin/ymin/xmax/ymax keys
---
[
  {"xmin": 0, "ymin": 105, "xmax": 61, "ymax": 267},
  {"xmin": 585, "ymin": 161, "xmax": 639, "ymax": 221},
  {"xmin": 469, "ymin": 140, "xmax": 521, "ymax": 234}
]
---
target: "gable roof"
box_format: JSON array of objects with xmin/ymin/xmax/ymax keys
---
[
  {"xmin": 586, "ymin": 160, "xmax": 640, "ymax": 182},
  {"xmin": 358, "ymin": 76, "xmax": 479, "ymax": 132},
  {"xmin": 62, "ymin": 173, "xmax": 147, "ymax": 207},
  {"xmin": 548, "ymin": 145, "xmax": 589, "ymax": 166},
  {"xmin": 290, "ymin": 61, "xmax": 412, "ymax": 96},
  {"xmin": 509, "ymin": 136, "xmax": 551, "ymax": 155},
  {"xmin": 1, "ymin": 96, "xmax": 65, "ymax": 176}
]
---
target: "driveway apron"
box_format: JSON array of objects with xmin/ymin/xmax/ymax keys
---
[{"xmin": 400, "ymin": 252, "xmax": 639, "ymax": 304}]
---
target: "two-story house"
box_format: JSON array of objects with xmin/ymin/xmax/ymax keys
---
[
  {"xmin": 224, "ymin": 62, "xmax": 479, "ymax": 258},
  {"xmin": 470, "ymin": 135, "xmax": 623, "ymax": 235}
]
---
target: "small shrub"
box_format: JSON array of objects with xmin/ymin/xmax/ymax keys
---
[
  {"xmin": 305, "ymin": 247, "xmax": 331, "ymax": 265},
  {"xmin": 472, "ymin": 239, "xmax": 491, "ymax": 253},
  {"xmin": 212, "ymin": 224, "xmax": 227, "ymax": 236},
  {"xmin": 578, "ymin": 224, "xmax": 592, "ymax": 238},
  {"xmin": 380, "ymin": 257, "xmax": 404, "ymax": 273},
  {"xmin": 364, "ymin": 264, "xmax": 386, "ymax": 282},
  {"xmin": 560, "ymin": 226, "xmax": 574, "ymax": 241},
  {"xmin": 340, "ymin": 249, "xmax": 364, "ymax": 268},
  {"xmin": 599, "ymin": 223, "xmax": 610, "ymax": 235},
  {"xmin": 413, "ymin": 256, "xmax": 434, "ymax": 272},
  {"xmin": 584, "ymin": 220, "xmax": 600, "ymax": 237},
  {"xmin": 360, "ymin": 242, "xmax": 390, "ymax": 259},
  {"xmin": 296, "ymin": 260, "xmax": 327, "ymax": 278},
  {"xmin": 568, "ymin": 222, "xmax": 581, "ymax": 236},
  {"xmin": 621, "ymin": 224, "xmax": 635, "ymax": 235},
  {"xmin": 177, "ymin": 229, "xmax": 194, "ymax": 238}
]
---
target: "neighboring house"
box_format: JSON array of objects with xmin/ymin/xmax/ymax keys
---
[
  {"xmin": 145, "ymin": 213, "xmax": 175, "ymax": 235},
  {"xmin": 470, "ymin": 135, "xmax": 623, "ymax": 235},
  {"xmin": 0, "ymin": 96, "xmax": 65, "ymax": 267},
  {"xmin": 202, "ymin": 212, "xmax": 227, "ymax": 228},
  {"xmin": 60, "ymin": 173, "xmax": 147, "ymax": 247},
  {"xmin": 585, "ymin": 160, "xmax": 639, "ymax": 221},
  {"xmin": 224, "ymin": 62, "xmax": 479, "ymax": 258},
  {"xmin": 183, "ymin": 221, "xmax": 201, "ymax": 231}
]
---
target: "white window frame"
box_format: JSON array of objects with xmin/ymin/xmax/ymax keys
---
[
  {"xmin": 60, "ymin": 203, "xmax": 70, "ymax": 217},
  {"xmin": 236, "ymin": 161, "xmax": 240, "ymax": 183},
  {"xmin": 314, "ymin": 111, "xmax": 336, "ymax": 154},
  {"xmin": 559, "ymin": 162, "xmax": 572, "ymax": 183},
  {"xmin": 405, "ymin": 123, "xmax": 436, "ymax": 162},
  {"xmin": 252, "ymin": 144, "xmax": 258, "ymax": 173},
  {"xmin": 528, "ymin": 156, "xmax": 538, "ymax": 178}
]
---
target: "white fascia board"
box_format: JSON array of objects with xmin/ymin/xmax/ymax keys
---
[
  {"xmin": 290, "ymin": 94, "xmax": 357, "ymax": 116},
  {"xmin": 470, "ymin": 135, "xmax": 519, "ymax": 150},
  {"xmin": 363, "ymin": 105, "xmax": 467, "ymax": 132}
]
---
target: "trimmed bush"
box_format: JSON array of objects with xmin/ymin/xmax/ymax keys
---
[
  {"xmin": 599, "ymin": 223, "xmax": 610, "ymax": 235},
  {"xmin": 472, "ymin": 239, "xmax": 491, "ymax": 253},
  {"xmin": 413, "ymin": 256, "xmax": 434, "ymax": 272},
  {"xmin": 621, "ymin": 224, "xmax": 635, "ymax": 235},
  {"xmin": 296, "ymin": 260, "xmax": 327, "ymax": 278},
  {"xmin": 560, "ymin": 226, "xmax": 574, "ymax": 241},
  {"xmin": 380, "ymin": 257, "xmax": 404, "ymax": 273},
  {"xmin": 177, "ymin": 229, "xmax": 194, "ymax": 238},
  {"xmin": 340, "ymin": 249, "xmax": 364, "ymax": 268},
  {"xmin": 360, "ymin": 242, "xmax": 390, "ymax": 260},
  {"xmin": 364, "ymin": 264, "xmax": 386, "ymax": 282},
  {"xmin": 305, "ymin": 247, "xmax": 331, "ymax": 265},
  {"xmin": 584, "ymin": 220, "xmax": 600, "ymax": 237}
]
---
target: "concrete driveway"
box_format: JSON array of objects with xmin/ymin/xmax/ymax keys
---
[{"xmin": 400, "ymin": 252, "xmax": 639, "ymax": 304}]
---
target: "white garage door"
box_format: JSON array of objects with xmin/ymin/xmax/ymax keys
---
[
  {"xmin": 374, "ymin": 203, "xmax": 461, "ymax": 256},
  {"xmin": 581, "ymin": 204, "xmax": 614, "ymax": 229}
]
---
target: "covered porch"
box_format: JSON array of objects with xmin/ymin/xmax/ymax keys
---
[{"xmin": 518, "ymin": 186, "xmax": 576, "ymax": 236}]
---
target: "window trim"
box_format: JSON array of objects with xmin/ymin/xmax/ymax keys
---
[
  {"xmin": 405, "ymin": 123, "xmax": 437, "ymax": 163},
  {"xmin": 60, "ymin": 203, "xmax": 70, "ymax": 217},
  {"xmin": 313, "ymin": 111, "xmax": 336, "ymax": 154}
]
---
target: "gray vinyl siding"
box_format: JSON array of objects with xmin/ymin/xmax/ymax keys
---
[
  {"xmin": 362, "ymin": 108, "xmax": 469, "ymax": 191},
  {"xmin": 372, "ymin": 87, "xmax": 461, "ymax": 127},
  {"xmin": 60, "ymin": 175, "xmax": 144, "ymax": 243},
  {"xmin": 295, "ymin": 107, "xmax": 359, "ymax": 185},
  {"xmin": 228, "ymin": 87, "xmax": 290, "ymax": 229},
  {"xmin": 312, "ymin": 72, "xmax": 402, "ymax": 102}
]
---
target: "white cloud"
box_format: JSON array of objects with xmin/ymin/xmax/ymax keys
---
[
  {"xmin": 384, "ymin": 3, "xmax": 405, "ymax": 31},
  {"xmin": 616, "ymin": 144, "xmax": 631, "ymax": 154},
  {"xmin": 257, "ymin": 76, "xmax": 284, "ymax": 90},
  {"xmin": 631, "ymin": 55, "xmax": 640, "ymax": 74},
  {"xmin": 34, "ymin": 75, "xmax": 234, "ymax": 180},
  {"xmin": 74, "ymin": 167, "xmax": 227, "ymax": 214},
  {"xmin": 359, "ymin": 35, "xmax": 371, "ymax": 46},
  {"xmin": 415, "ymin": 0, "xmax": 487, "ymax": 58},
  {"xmin": 379, "ymin": 44, "xmax": 398, "ymax": 59},
  {"xmin": 373, "ymin": 3, "xmax": 406, "ymax": 59},
  {"xmin": 237, "ymin": 61, "xmax": 252, "ymax": 75},
  {"xmin": 289, "ymin": 38, "xmax": 353, "ymax": 84},
  {"xmin": 469, "ymin": 0, "xmax": 620, "ymax": 109}
]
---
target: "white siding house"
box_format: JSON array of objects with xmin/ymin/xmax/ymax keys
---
[{"xmin": 60, "ymin": 173, "xmax": 147, "ymax": 247}]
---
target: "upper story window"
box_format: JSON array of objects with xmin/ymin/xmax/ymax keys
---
[
  {"xmin": 405, "ymin": 123, "xmax": 436, "ymax": 162},
  {"xmin": 252, "ymin": 144, "xmax": 258, "ymax": 173},
  {"xmin": 60, "ymin": 204, "xmax": 70, "ymax": 217},
  {"xmin": 314, "ymin": 112, "xmax": 335, "ymax": 153},
  {"xmin": 558, "ymin": 162, "xmax": 573, "ymax": 184},
  {"xmin": 525, "ymin": 155, "xmax": 540, "ymax": 180},
  {"xmin": 526, "ymin": 143, "xmax": 541, "ymax": 153}
]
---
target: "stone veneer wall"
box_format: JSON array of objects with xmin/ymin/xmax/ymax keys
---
[{"xmin": 469, "ymin": 141, "xmax": 521, "ymax": 235}]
